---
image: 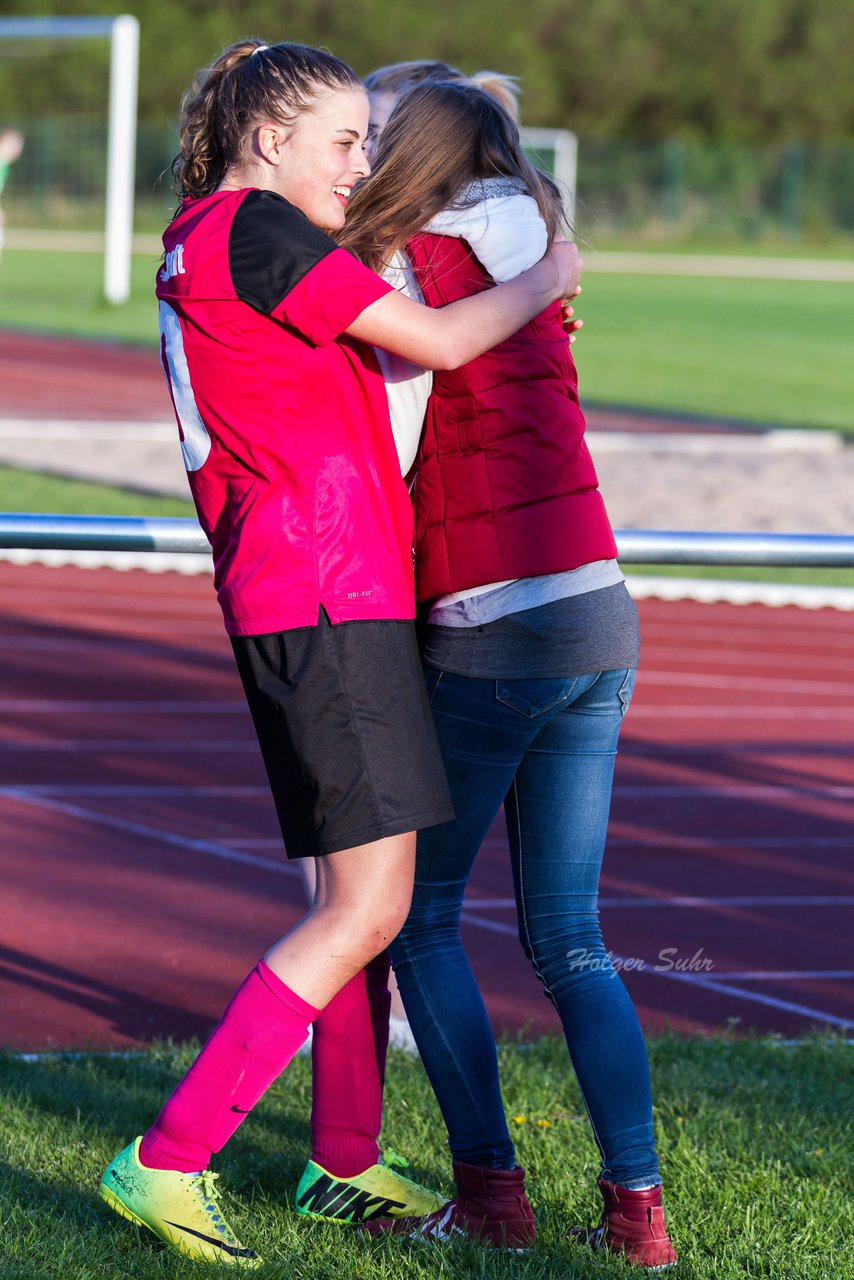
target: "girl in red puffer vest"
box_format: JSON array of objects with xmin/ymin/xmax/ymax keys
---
[{"xmin": 332, "ymin": 78, "xmax": 677, "ymax": 1270}]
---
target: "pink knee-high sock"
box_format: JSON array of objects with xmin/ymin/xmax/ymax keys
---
[
  {"xmin": 310, "ymin": 952, "xmax": 391, "ymax": 1177},
  {"xmin": 140, "ymin": 960, "xmax": 319, "ymax": 1173}
]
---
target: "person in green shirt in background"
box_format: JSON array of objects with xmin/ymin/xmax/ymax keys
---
[{"xmin": 0, "ymin": 128, "xmax": 24, "ymax": 257}]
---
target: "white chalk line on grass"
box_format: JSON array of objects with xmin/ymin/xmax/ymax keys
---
[{"xmin": 457, "ymin": 912, "xmax": 853, "ymax": 1029}]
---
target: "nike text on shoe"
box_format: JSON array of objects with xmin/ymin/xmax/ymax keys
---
[
  {"xmin": 360, "ymin": 1160, "xmax": 535, "ymax": 1249},
  {"xmin": 568, "ymin": 1178, "xmax": 677, "ymax": 1270},
  {"xmin": 295, "ymin": 1149, "xmax": 443, "ymax": 1223},
  {"xmin": 99, "ymin": 1137, "xmax": 260, "ymax": 1266}
]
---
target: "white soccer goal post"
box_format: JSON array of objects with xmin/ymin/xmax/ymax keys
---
[
  {"xmin": 522, "ymin": 127, "xmax": 578, "ymax": 227},
  {"xmin": 0, "ymin": 13, "xmax": 139, "ymax": 303}
]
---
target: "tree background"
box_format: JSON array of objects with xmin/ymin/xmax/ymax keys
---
[{"xmin": 1, "ymin": 0, "xmax": 854, "ymax": 142}]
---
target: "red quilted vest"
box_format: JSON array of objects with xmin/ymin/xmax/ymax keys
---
[{"xmin": 407, "ymin": 231, "xmax": 618, "ymax": 603}]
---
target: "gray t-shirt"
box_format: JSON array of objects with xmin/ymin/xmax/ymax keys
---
[{"xmin": 422, "ymin": 580, "xmax": 640, "ymax": 679}]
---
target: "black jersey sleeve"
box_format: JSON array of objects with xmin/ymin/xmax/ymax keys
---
[{"xmin": 228, "ymin": 189, "xmax": 337, "ymax": 314}]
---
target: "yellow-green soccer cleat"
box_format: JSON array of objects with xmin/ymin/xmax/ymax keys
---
[
  {"xmin": 295, "ymin": 1148, "xmax": 444, "ymax": 1223},
  {"xmin": 99, "ymin": 1137, "xmax": 260, "ymax": 1266}
]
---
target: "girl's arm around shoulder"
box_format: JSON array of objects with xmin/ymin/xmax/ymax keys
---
[{"xmin": 346, "ymin": 240, "xmax": 582, "ymax": 371}]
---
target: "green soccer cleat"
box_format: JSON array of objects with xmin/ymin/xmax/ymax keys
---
[
  {"xmin": 99, "ymin": 1137, "xmax": 260, "ymax": 1266},
  {"xmin": 295, "ymin": 1148, "xmax": 444, "ymax": 1223}
]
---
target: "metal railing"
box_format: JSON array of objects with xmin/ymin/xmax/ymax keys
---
[{"xmin": 1, "ymin": 514, "xmax": 853, "ymax": 567}]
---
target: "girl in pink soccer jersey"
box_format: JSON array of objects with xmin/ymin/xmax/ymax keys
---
[
  {"xmin": 97, "ymin": 39, "xmax": 581, "ymax": 1267},
  {"xmin": 326, "ymin": 77, "xmax": 678, "ymax": 1269}
]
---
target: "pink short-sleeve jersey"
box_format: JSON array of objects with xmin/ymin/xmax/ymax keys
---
[{"xmin": 156, "ymin": 187, "xmax": 414, "ymax": 635}]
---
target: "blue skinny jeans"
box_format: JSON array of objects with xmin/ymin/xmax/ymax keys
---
[{"xmin": 390, "ymin": 665, "xmax": 661, "ymax": 1188}]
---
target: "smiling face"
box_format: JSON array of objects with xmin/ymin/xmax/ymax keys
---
[{"xmin": 272, "ymin": 87, "xmax": 371, "ymax": 231}]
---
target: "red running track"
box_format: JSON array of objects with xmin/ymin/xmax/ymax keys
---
[{"xmin": 1, "ymin": 561, "xmax": 851, "ymax": 1051}]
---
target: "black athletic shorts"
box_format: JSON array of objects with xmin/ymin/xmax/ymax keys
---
[{"xmin": 231, "ymin": 610, "xmax": 454, "ymax": 858}]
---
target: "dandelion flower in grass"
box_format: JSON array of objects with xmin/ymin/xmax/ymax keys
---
[
  {"xmin": 513, "ymin": 1115, "xmax": 527, "ymax": 1125},
  {"xmin": 536, "ymin": 1119, "xmax": 552, "ymax": 1129}
]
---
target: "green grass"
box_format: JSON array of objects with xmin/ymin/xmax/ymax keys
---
[
  {"xmin": 0, "ymin": 465, "xmax": 193, "ymax": 518},
  {"xmin": 0, "ymin": 1037, "xmax": 850, "ymax": 1279},
  {"xmin": 0, "ymin": 249, "xmax": 161, "ymax": 346},
  {"xmin": 575, "ymin": 273, "xmax": 854, "ymax": 433},
  {"xmin": 1, "ymin": 247, "xmax": 853, "ymax": 432},
  {"xmin": 624, "ymin": 563, "xmax": 854, "ymax": 590}
]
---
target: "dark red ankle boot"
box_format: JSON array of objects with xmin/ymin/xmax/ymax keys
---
[
  {"xmin": 569, "ymin": 1179, "xmax": 677, "ymax": 1269},
  {"xmin": 361, "ymin": 1160, "xmax": 535, "ymax": 1248}
]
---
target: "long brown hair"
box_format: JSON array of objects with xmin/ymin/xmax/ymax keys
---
[
  {"xmin": 172, "ymin": 39, "xmax": 362, "ymax": 199},
  {"xmin": 339, "ymin": 80, "xmax": 562, "ymax": 272}
]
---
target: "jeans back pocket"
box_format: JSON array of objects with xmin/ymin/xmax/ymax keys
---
[{"xmin": 495, "ymin": 676, "xmax": 581, "ymax": 718}]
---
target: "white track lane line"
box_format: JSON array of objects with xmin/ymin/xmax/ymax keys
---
[
  {"xmin": 628, "ymin": 705, "xmax": 854, "ymax": 718},
  {"xmin": 701, "ymin": 970, "xmax": 854, "ymax": 980},
  {"xmin": 0, "ymin": 634, "xmax": 225, "ymax": 652},
  {"xmin": 612, "ymin": 783, "xmax": 854, "ymax": 797},
  {"xmin": 4, "ymin": 790, "xmax": 848, "ymax": 1027},
  {"xmin": 457, "ymin": 913, "xmax": 853, "ymax": 1029},
  {"xmin": 0, "ymin": 700, "xmax": 246, "ymax": 714},
  {"xmin": 2, "ymin": 789, "xmax": 298, "ymax": 877},
  {"xmin": 606, "ymin": 838, "xmax": 854, "ymax": 850},
  {"xmin": 0, "ymin": 785, "xmax": 268, "ymax": 798},
  {"xmin": 5, "ymin": 780, "xmax": 851, "ymax": 800},
  {"xmin": 639, "ymin": 670, "xmax": 854, "ymax": 696},
  {"xmin": 462, "ymin": 895, "xmax": 854, "ymax": 909},
  {"xmin": 0, "ymin": 741, "xmax": 259, "ymax": 753}
]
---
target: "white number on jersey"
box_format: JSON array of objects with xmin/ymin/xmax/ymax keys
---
[{"xmin": 159, "ymin": 299, "xmax": 212, "ymax": 472}]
